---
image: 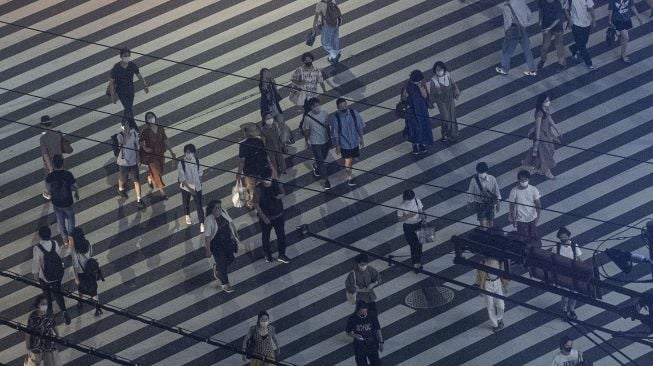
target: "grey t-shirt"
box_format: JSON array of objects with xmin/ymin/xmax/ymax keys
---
[{"xmin": 304, "ymin": 110, "xmax": 330, "ymax": 145}]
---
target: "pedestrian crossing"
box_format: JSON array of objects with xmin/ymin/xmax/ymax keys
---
[{"xmin": 1, "ymin": 0, "xmax": 653, "ymax": 365}]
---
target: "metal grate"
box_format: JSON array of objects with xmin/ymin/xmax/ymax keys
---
[{"xmin": 405, "ymin": 286, "xmax": 455, "ymax": 309}]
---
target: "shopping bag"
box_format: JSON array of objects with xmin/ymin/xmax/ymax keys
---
[
  {"xmin": 306, "ymin": 30, "xmax": 316, "ymax": 46},
  {"xmin": 231, "ymin": 180, "xmax": 248, "ymax": 208},
  {"xmin": 417, "ymin": 222, "xmax": 435, "ymax": 244}
]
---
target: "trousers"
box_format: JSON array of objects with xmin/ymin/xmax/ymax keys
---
[
  {"xmin": 353, "ymin": 342, "xmax": 382, "ymax": 366},
  {"xmin": 260, "ymin": 215, "xmax": 287, "ymax": 257},
  {"xmin": 484, "ymin": 279, "xmax": 505, "ymax": 328},
  {"xmin": 39, "ymin": 279, "xmax": 66, "ymax": 314},
  {"xmin": 53, "ymin": 206, "xmax": 75, "ymax": 238},
  {"xmin": 311, "ymin": 143, "xmax": 330, "ymax": 182},
  {"xmin": 24, "ymin": 351, "xmax": 61, "ymax": 366},
  {"xmin": 570, "ymin": 24, "xmax": 592, "ymax": 66},
  {"xmin": 181, "ymin": 189, "xmax": 204, "ymax": 223},
  {"xmin": 500, "ymin": 28, "xmax": 536, "ymax": 72},
  {"xmin": 117, "ymin": 91, "xmax": 134, "ymax": 119},
  {"xmin": 403, "ymin": 222, "xmax": 422, "ymax": 265}
]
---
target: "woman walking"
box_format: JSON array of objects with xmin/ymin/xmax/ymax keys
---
[
  {"xmin": 401, "ymin": 70, "xmax": 433, "ymax": 154},
  {"xmin": 24, "ymin": 294, "xmax": 61, "ymax": 366},
  {"xmin": 397, "ymin": 189, "xmax": 425, "ymax": 272},
  {"xmin": 259, "ymin": 68, "xmax": 292, "ymax": 144},
  {"xmin": 608, "ymin": 0, "xmax": 643, "ymax": 63},
  {"xmin": 140, "ymin": 111, "xmax": 175, "ymax": 200},
  {"xmin": 204, "ymin": 200, "xmax": 239, "ymax": 293},
  {"xmin": 71, "ymin": 228, "xmax": 102, "ymax": 316},
  {"xmin": 428, "ymin": 61, "xmax": 461, "ymax": 143},
  {"xmin": 108, "ymin": 48, "xmax": 149, "ymax": 118},
  {"xmin": 260, "ymin": 113, "xmax": 287, "ymax": 175},
  {"xmin": 522, "ymin": 93, "xmax": 561, "ymax": 180},
  {"xmin": 242, "ymin": 311, "xmax": 281, "ymax": 365}
]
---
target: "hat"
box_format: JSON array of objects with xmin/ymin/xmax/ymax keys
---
[
  {"xmin": 40, "ymin": 115, "xmax": 51, "ymax": 125},
  {"xmin": 241, "ymin": 122, "xmax": 260, "ymax": 138}
]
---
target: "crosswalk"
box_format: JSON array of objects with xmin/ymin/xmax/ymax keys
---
[{"xmin": 1, "ymin": 0, "xmax": 652, "ymax": 364}]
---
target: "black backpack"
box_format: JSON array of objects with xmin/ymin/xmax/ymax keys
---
[
  {"xmin": 84, "ymin": 258, "xmax": 104, "ymax": 282},
  {"xmin": 38, "ymin": 242, "xmax": 64, "ymax": 282},
  {"xmin": 48, "ymin": 173, "xmax": 72, "ymax": 204}
]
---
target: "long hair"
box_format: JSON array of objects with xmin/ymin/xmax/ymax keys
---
[
  {"xmin": 535, "ymin": 93, "xmax": 548, "ymax": 116},
  {"xmin": 72, "ymin": 228, "xmax": 90, "ymax": 254},
  {"xmin": 205, "ymin": 199, "xmax": 221, "ymax": 218},
  {"xmin": 259, "ymin": 68, "xmax": 271, "ymax": 90}
]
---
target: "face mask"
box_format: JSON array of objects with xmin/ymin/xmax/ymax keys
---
[
  {"xmin": 359, "ymin": 265, "xmax": 368, "ymax": 271},
  {"xmin": 304, "ymin": 61, "xmax": 313, "ymax": 67},
  {"xmin": 437, "ymin": 70, "xmax": 445, "ymax": 76},
  {"xmin": 39, "ymin": 305, "xmax": 48, "ymax": 313},
  {"xmin": 121, "ymin": 56, "xmax": 130, "ymax": 63},
  {"xmin": 147, "ymin": 117, "xmax": 155, "ymax": 124},
  {"xmin": 260, "ymin": 321, "xmax": 269, "ymax": 327},
  {"xmin": 265, "ymin": 118, "xmax": 273, "ymax": 125},
  {"xmin": 121, "ymin": 125, "xmax": 125, "ymax": 131},
  {"xmin": 358, "ymin": 311, "xmax": 367, "ymax": 318},
  {"xmin": 519, "ymin": 180, "xmax": 529, "ymax": 188},
  {"xmin": 479, "ymin": 173, "xmax": 487, "ymax": 179},
  {"xmin": 544, "ymin": 101, "xmax": 551, "ymax": 107},
  {"xmin": 563, "ymin": 346, "xmax": 572, "ymax": 353},
  {"xmin": 185, "ymin": 152, "xmax": 193, "ymax": 160},
  {"xmin": 312, "ymin": 107, "xmax": 321, "ymax": 114}
]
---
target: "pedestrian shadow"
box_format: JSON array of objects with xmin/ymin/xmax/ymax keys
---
[{"xmin": 324, "ymin": 62, "xmax": 367, "ymax": 104}]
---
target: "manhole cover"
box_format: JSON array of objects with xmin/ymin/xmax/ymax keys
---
[{"xmin": 405, "ymin": 286, "xmax": 455, "ymax": 309}]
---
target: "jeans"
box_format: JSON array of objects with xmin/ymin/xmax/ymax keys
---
[
  {"xmin": 53, "ymin": 206, "xmax": 75, "ymax": 238},
  {"xmin": 500, "ymin": 29, "xmax": 536, "ymax": 72},
  {"xmin": 117, "ymin": 91, "xmax": 134, "ymax": 118},
  {"xmin": 260, "ymin": 215, "xmax": 286, "ymax": 257},
  {"xmin": 311, "ymin": 143, "xmax": 329, "ymax": 182},
  {"xmin": 353, "ymin": 342, "xmax": 382, "ymax": 366},
  {"xmin": 540, "ymin": 30, "xmax": 565, "ymax": 66},
  {"xmin": 181, "ymin": 189, "xmax": 204, "ymax": 223},
  {"xmin": 403, "ymin": 222, "xmax": 422, "ymax": 265},
  {"xmin": 321, "ymin": 25, "xmax": 340, "ymax": 59},
  {"xmin": 562, "ymin": 295, "xmax": 576, "ymax": 313},
  {"xmin": 40, "ymin": 279, "xmax": 67, "ymax": 313},
  {"xmin": 570, "ymin": 25, "xmax": 592, "ymax": 67}
]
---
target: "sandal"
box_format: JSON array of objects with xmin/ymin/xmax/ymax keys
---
[{"xmin": 622, "ymin": 56, "xmax": 631, "ymax": 64}]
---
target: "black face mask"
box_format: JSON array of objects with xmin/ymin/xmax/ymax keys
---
[
  {"xmin": 563, "ymin": 347, "xmax": 572, "ymax": 353},
  {"xmin": 304, "ymin": 61, "xmax": 313, "ymax": 67}
]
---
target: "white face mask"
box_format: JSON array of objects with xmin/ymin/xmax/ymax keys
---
[
  {"xmin": 121, "ymin": 56, "xmax": 130, "ymax": 63},
  {"xmin": 359, "ymin": 265, "xmax": 368, "ymax": 271},
  {"xmin": 121, "ymin": 125, "xmax": 125, "ymax": 131},
  {"xmin": 437, "ymin": 70, "xmax": 445, "ymax": 76},
  {"xmin": 519, "ymin": 180, "xmax": 529, "ymax": 187},
  {"xmin": 147, "ymin": 117, "xmax": 155, "ymax": 124},
  {"xmin": 260, "ymin": 321, "xmax": 269, "ymax": 327},
  {"xmin": 39, "ymin": 305, "xmax": 48, "ymax": 313},
  {"xmin": 479, "ymin": 173, "xmax": 488, "ymax": 179},
  {"xmin": 312, "ymin": 107, "xmax": 320, "ymax": 114},
  {"xmin": 185, "ymin": 152, "xmax": 193, "ymax": 160},
  {"xmin": 543, "ymin": 101, "xmax": 551, "ymax": 107},
  {"xmin": 265, "ymin": 118, "xmax": 273, "ymax": 125}
]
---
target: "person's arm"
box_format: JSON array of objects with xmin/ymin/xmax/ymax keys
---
[
  {"xmin": 534, "ymin": 198, "xmax": 542, "ymax": 223},
  {"xmin": 450, "ymin": 74, "xmax": 461, "ymax": 99},
  {"xmin": 608, "ymin": 0, "xmax": 614, "ymax": 25},
  {"xmin": 533, "ymin": 115, "xmax": 543, "ymax": 155},
  {"xmin": 368, "ymin": 268, "xmax": 380, "ymax": 289},
  {"xmin": 467, "ymin": 179, "xmax": 477, "ymax": 205},
  {"xmin": 204, "ymin": 231, "xmax": 212, "ymax": 258},
  {"xmin": 630, "ymin": 4, "xmax": 642, "ymax": 24},
  {"xmin": 31, "ymin": 247, "xmax": 40, "ymax": 281},
  {"xmin": 547, "ymin": 18, "xmax": 561, "ymax": 31},
  {"xmin": 588, "ymin": 6, "xmax": 596, "ymax": 28},
  {"xmin": 345, "ymin": 272, "xmax": 356, "ymax": 294},
  {"xmin": 236, "ymin": 158, "xmax": 245, "ymax": 180},
  {"xmin": 242, "ymin": 326, "xmax": 253, "ymax": 360},
  {"xmin": 494, "ymin": 178, "xmax": 501, "ymax": 212},
  {"xmin": 275, "ymin": 182, "xmax": 285, "ymax": 199},
  {"xmin": 397, "ymin": 207, "xmax": 416, "ymax": 222},
  {"xmin": 109, "ymin": 75, "xmax": 117, "ymax": 103},
  {"xmin": 304, "ymin": 120, "xmax": 312, "ymax": 151},
  {"xmin": 136, "ymin": 73, "xmax": 149, "ymax": 93},
  {"xmin": 291, "ymin": 67, "xmax": 303, "ymax": 85},
  {"xmin": 346, "ymin": 318, "xmax": 362, "ymax": 340},
  {"xmin": 41, "ymin": 141, "xmax": 53, "ymax": 172},
  {"xmin": 376, "ymin": 318, "xmax": 384, "ymax": 352},
  {"xmin": 163, "ymin": 138, "xmax": 175, "ymax": 158},
  {"xmin": 312, "ymin": 5, "xmax": 322, "ymax": 31},
  {"xmin": 508, "ymin": 189, "xmax": 516, "ymax": 225}
]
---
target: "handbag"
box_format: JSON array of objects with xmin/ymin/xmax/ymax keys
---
[
  {"xmin": 417, "ymin": 222, "xmax": 435, "ymax": 244},
  {"xmin": 395, "ymin": 101, "xmax": 408, "ymax": 119},
  {"xmin": 105, "ymin": 81, "xmax": 118, "ymax": 103},
  {"xmin": 231, "ymin": 180, "xmax": 248, "ymax": 208},
  {"xmin": 346, "ymin": 270, "xmax": 357, "ymax": 304},
  {"xmin": 306, "ymin": 30, "xmax": 316, "ymax": 46},
  {"xmin": 606, "ymin": 25, "xmax": 618, "ymax": 47},
  {"xmin": 61, "ymin": 134, "xmax": 73, "ymax": 154},
  {"xmin": 475, "ymin": 176, "xmax": 497, "ymax": 205},
  {"xmin": 245, "ymin": 326, "xmax": 256, "ymax": 358},
  {"xmin": 305, "ymin": 113, "xmax": 333, "ymax": 149}
]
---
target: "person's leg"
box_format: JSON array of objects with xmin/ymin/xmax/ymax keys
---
[
  {"xmin": 216, "ymin": 252, "xmax": 230, "ymax": 285},
  {"xmin": 50, "ymin": 281, "xmax": 67, "ymax": 313},
  {"xmin": 500, "ymin": 37, "xmax": 519, "ymax": 71},
  {"xmin": 181, "ymin": 190, "xmax": 191, "ymax": 216},
  {"xmin": 195, "ymin": 190, "xmax": 205, "ymax": 224},
  {"xmin": 311, "ymin": 144, "xmax": 328, "ymax": 181},
  {"xmin": 331, "ymin": 26, "xmax": 340, "ymax": 60},
  {"xmin": 495, "ymin": 284, "xmax": 505, "ymax": 324},
  {"xmin": 353, "ymin": 345, "xmax": 368, "ymax": 366},
  {"xmin": 516, "ymin": 221, "xmax": 529, "ymax": 244},
  {"xmin": 124, "ymin": 93, "xmax": 135, "ymax": 118},
  {"xmin": 117, "ymin": 166, "xmax": 127, "ymax": 191},
  {"xmin": 485, "ymin": 288, "xmax": 499, "ymax": 327},
  {"xmin": 570, "ymin": 25, "xmax": 581, "ymax": 58},
  {"xmin": 619, "ymin": 29, "xmax": 630, "ymax": 59},
  {"xmin": 53, "ymin": 207, "xmax": 68, "ymax": 242},
  {"xmin": 577, "ymin": 25, "xmax": 592, "ymax": 66},
  {"xmin": 39, "ymin": 279, "xmax": 55, "ymax": 313},
  {"xmin": 561, "ymin": 295, "xmax": 569, "ymax": 313},
  {"xmin": 244, "ymin": 176, "xmax": 256, "ymax": 209},
  {"xmin": 260, "ymin": 219, "xmax": 273, "ymax": 258},
  {"xmin": 367, "ymin": 346, "xmax": 382, "ymax": 366},
  {"xmin": 529, "ymin": 220, "xmax": 541, "ymax": 247},
  {"xmin": 403, "ymin": 223, "xmax": 420, "ymax": 265},
  {"xmin": 554, "ymin": 32, "xmax": 566, "ymax": 66},
  {"xmin": 344, "ymin": 157, "xmax": 353, "ymax": 180},
  {"xmin": 131, "ymin": 166, "xmax": 142, "ymax": 202},
  {"xmin": 150, "ymin": 159, "xmax": 165, "ymax": 192},
  {"xmin": 520, "ymin": 30, "xmax": 536, "ymax": 71},
  {"xmin": 272, "ymin": 216, "xmax": 287, "ymax": 257},
  {"xmin": 321, "ymin": 26, "xmax": 334, "ymax": 58},
  {"xmin": 64, "ymin": 207, "xmax": 75, "ymax": 241},
  {"xmin": 540, "ymin": 31, "xmax": 552, "ymax": 67}
]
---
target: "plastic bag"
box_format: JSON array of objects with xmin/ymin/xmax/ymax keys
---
[{"xmin": 231, "ymin": 180, "xmax": 248, "ymax": 208}]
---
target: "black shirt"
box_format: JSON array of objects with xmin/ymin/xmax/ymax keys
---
[
  {"xmin": 609, "ymin": 0, "xmax": 632, "ymax": 22},
  {"xmin": 346, "ymin": 312, "xmax": 381, "ymax": 344},
  {"xmin": 239, "ymin": 137, "xmax": 268, "ymax": 176},
  {"xmin": 45, "ymin": 170, "xmax": 76, "ymax": 208},
  {"xmin": 110, "ymin": 61, "xmax": 140, "ymax": 94},
  {"xmin": 539, "ymin": 0, "xmax": 564, "ymax": 31},
  {"xmin": 257, "ymin": 181, "xmax": 284, "ymax": 218}
]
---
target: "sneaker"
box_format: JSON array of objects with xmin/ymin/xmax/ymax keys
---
[
  {"xmin": 312, "ymin": 163, "xmax": 320, "ymax": 177},
  {"xmin": 523, "ymin": 71, "xmax": 537, "ymax": 77},
  {"xmin": 136, "ymin": 199, "xmax": 146, "ymax": 210},
  {"xmin": 495, "ymin": 66, "xmax": 507, "ymax": 75},
  {"xmin": 569, "ymin": 46, "xmax": 578, "ymax": 61},
  {"xmin": 412, "ymin": 145, "xmax": 419, "ymax": 155},
  {"xmin": 200, "ymin": 223, "xmax": 205, "ymax": 233},
  {"xmin": 222, "ymin": 284, "xmax": 234, "ymax": 293},
  {"xmin": 63, "ymin": 311, "xmax": 71, "ymax": 325},
  {"xmin": 277, "ymin": 255, "xmax": 291, "ymax": 264},
  {"xmin": 419, "ymin": 144, "xmax": 427, "ymax": 153},
  {"xmin": 568, "ymin": 311, "xmax": 578, "ymax": 320},
  {"xmin": 265, "ymin": 255, "xmax": 274, "ymax": 262},
  {"xmin": 323, "ymin": 180, "xmax": 331, "ymax": 191},
  {"xmin": 185, "ymin": 215, "xmax": 192, "ymax": 225},
  {"xmin": 537, "ymin": 60, "xmax": 544, "ymax": 70},
  {"xmin": 118, "ymin": 189, "xmax": 128, "ymax": 198},
  {"xmin": 347, "ymin": 178, "xmax": 357, "ymax": 187},
  {"xmin": 334, "ymin": 52, "xmax": 341, "ymax": 63},
  {"xmin": 212, "ymin": 264, "xmax": 221, "ymax": 282},
  {"xmin": 498, "ymin": 319, "xmax": 504, "ymax": 328},
  {"xmin": 42, "ymin": 191, "xmax": 51, "ymax": 200},
  {"xmin": 587, "ymin": 64, "xmax": 595, "ymax": 70},
  {"xmin": 94, "ymin": 308, "xmax": 103, "ymax": 317}
]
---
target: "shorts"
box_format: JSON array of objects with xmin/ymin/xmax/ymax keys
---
[
  {"xmin": 475, "ymin": 202, "xmax": 495, "ymax": 221},
  {"xmin": 613, "ymin": 19, "xmax": 633, "ymax": 31},
  {"xmin": 341, "ymin": 147, "xmax": 360, "ymax": 159},
  {"xmin": 119, "ymin": 165, "xmax": 140, "ymax": 182}
]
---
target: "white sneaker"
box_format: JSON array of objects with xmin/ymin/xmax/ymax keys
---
[
  {"xmin": 222, "ymin": 284, "xmax": 234, "ymax": 293},
  {"xmin": 200, "ymin": 223, "xmax": 205, "ymax": 233},
  {"xmin": 42, "ymin": 191, "xmax": 51, "ymax": 200},
  {"xmin": 185, "ymin": 215, "xmax": 192, "ymax": 225}
]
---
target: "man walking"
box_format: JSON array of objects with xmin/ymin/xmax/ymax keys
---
[
  {"xmin": 345, "ymin": 254, "xmax": 380, "ymax": 314},
  {"xmin": 555, "ymin": 227, "xmax": 582, "ymax": 320},
  {"xmin": 566, "ymin": 0, "xmax": 596, "ymax": 70},
  {"xmin": 290, "ymin": 52, "xmax": 327, "ymax": 112},
  {"xmin": 314, "ymin": 0, "xmax": 342, "ymax": 64},
  {"xmin": 304, "ymin": 97, "xmax": 332, "ymax": 190},
  {"xmin": 467, "ymin": 162, "xmax": 501, "ymax": 229},
  {"xmin": 346, "ymin": 301, "xmax": 383, "ymax": 366},
  {"xmin": 254, "ymin": 168, "xmax": 291, "ymax": 264},
  {"xmin": 116, "ymin": 118, "xmax": 145, "ymax": 209},
  {"xmin": 508, "ymin": 170, "xmax": 542, "ymax": 247},
  {"xmin": 39, "ymin": 115, "xmax": 63, "ymax": 201},
  {"xmin": 496, "ymin": 0, "xmax": 537, "ymax": 76},
  {"xmin": 45, "ymin": 155, "xmax": 79, "ymax": 246},
  {"xmin": 475, "ymin": 257, "xmax": 509, "ymax": 332},
  {"xmin": 538, "ymin": 0, "xmax": 567, "ymax": 71},
  {"xmin": 32, "ymin": 226, "xmax": 71, "ymax": 325},
  {"xmin": 330, "ymin": 98, "xmax": 365, "ymax": 186}
]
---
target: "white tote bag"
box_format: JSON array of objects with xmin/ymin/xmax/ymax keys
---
[{"xmin": 231, "ymin": 180, "xmax": 248, "ymax": 208}]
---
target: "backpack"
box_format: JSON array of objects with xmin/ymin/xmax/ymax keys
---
[
  {"xmin": 48, "ymin": 173, "xmax": 72, "ymax": 205},
  {"xmin": 110, "ymin": 133, "xmax": 122, "ymax": 157},
  {"xmin": 38, "ymin": 242, "xmax": 64, "ymax": 282},
  {"xmin": 323, "ymin": 0, "xmax": 342, "ymax": 27},
  {"xmin": 84, "ymin": 258, "xmax": 104, "ymax": 282}
]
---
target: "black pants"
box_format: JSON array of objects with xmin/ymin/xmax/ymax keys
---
[
  {"xmin": 570, "ymin": 25, "xmax": 592, "ymax": 66},
  {"xmin": 117, "ymin": 91, "xmax": 134, "ymax": 118},
  {"xmin": 181, "ymin": 189, "xmax": 204, "ymax": 223},
  {"xmin": 311, "ymin": 143, "xmax": 329, "ymax": 182},
  {"xmin": 212, "ymin": 250, "xmax": 231, "ymax": 284},
  {"xmin": 403, "ymin": 222, "xmax": 422, "ymax": 265},
  {"xmin": 354, "ymin": 342, "xmax": 382, "ymax": 366},
  {"xmin": 40, "ymin": 279, "xmax": 66, "ymax": 313},
  {"xmin": 260, "ymin": 215, "xmax": 286, "ymax": 257}
]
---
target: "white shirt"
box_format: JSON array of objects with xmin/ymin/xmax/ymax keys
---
[
  {"xmin": 552, "ymin": 349, "xmax": 580, "ymax": 366},
  {"xmin": 177, "ymin": 155, "xmax": 203, "ymax": 192},
  {"xmin": 204, "ymin": 209, "xmax": 234, "ymax": 241},
  {"xmin": 398, "ymin": 198, "xmax": 423, "ymax": 225},
  {"xmin": 558, "ymin": 243, "xmax": 582, "ymax": 260},
  {"xmin": 508, "ymin": 185, "xmax": 541, "ymax": 223},
  {"xmin": 116, "ymin": 129, "xmax": 140, "ymax": 166},
  {"xmin": 567, "ymin": 0, "xmax": 594, "ymax": 27},
  {"xmin": 32, "ymin": 240, "xmax": 67, "ymax": 282}
]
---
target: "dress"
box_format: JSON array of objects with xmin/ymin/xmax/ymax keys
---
[
  {"xmin": 522, "ymin": 111, "xmax": 558, "ymax": 172},
  {"xmin": 403, "ymin": 82, "xmax": 433, "ymax": 146},
  {"xmin": 260, "ymin": 124, "xmax": 286, "ymax": 174},
  {"xmin": 139, "ymin": 125, "xmax": 168, "ymax": 189},
  {"xmin": 429, "ymin": 73, "xmax": 459, "ymax": 140}
]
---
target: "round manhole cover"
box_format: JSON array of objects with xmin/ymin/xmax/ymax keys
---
[{"xmin": 405, "ymin": 286, "xmax": 455, "ymax": 309}]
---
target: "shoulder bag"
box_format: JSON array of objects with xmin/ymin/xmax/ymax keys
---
[
  {"xmin": 346, "ymin": 270, "xmax": 357, "ymax": 304},
  {"xmin": 305, "ymin": 113, "xmax": 333, "ymax": 149}
]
